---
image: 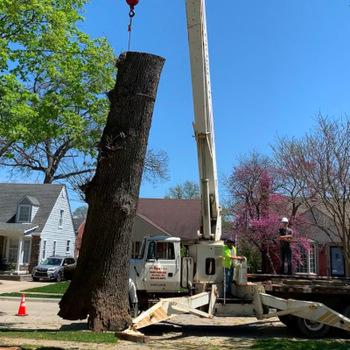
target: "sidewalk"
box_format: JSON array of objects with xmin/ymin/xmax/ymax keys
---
[
  {"xmin": 0, "ymin": 280, "xmax": 50, "ymax": 294},
  {"xmin": 0, "ymin": 299, "xmax": 84, "ymax": 330}
]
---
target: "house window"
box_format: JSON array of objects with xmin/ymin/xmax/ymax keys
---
[
  {"xmin": 42, "ymin": 240, "xmax": 47, "ymax": 259},
  {"xmin": 8, "ymin": 239, "xmax": 19, "ymax": 263},
  {"xmin": 18, "ymin": 205, "xmax": 31, "ymax": 223},
  {"xmin": 23, "ymin": 239, "xmax": 30, "ymax": 264},
  {"xmin": 53, "ymin": 241, "xmax": 57, "ymax": 256},
  {"xmin": 131, "ymin": 241, "xmax": 141, "ymax": 259},
  {"xmin": 66, "ymin": 240, "xmax": 70, "ymax": 253},
  {"xmin": 309, "ymin": 244, "xmax": 317, "ymax": 274},
  {"xmin": 330, "ymin": 246, "xmax": 345, "ymax": 277},
  {"xmin": 59, "ymin": 210, "xmax": 64, "ymax": 228},
  {"xmin": 296, "ymin": 243, "xmax": 317, "ymax": 274}
]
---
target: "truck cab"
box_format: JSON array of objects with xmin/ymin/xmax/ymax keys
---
[{"xmin": 129, "ymin": 236, "xmax": 183, "ymax": 293}]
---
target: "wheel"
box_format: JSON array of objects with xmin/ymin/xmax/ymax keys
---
[
  {"xmin": 278, "ymin": 315, "xmax": 297, "ymax": 329},
  {"xmin": 32, "ymin": 277, "xmax": 39, "ymax": 282},
  {"xmin": 56, "ymin": 272, "xmax": 64, "ymax": 282},
  {"xmin": 296, "ymin": 317, "xmax": 330, "ymax": 338}
]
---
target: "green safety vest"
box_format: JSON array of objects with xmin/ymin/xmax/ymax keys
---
[{"xmin": 224, "ymin": 245, "xmax": 237, "ymax": 269}]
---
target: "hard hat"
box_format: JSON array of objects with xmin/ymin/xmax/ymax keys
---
[{"xmin": 281, "ymin": 217, "xmax": 289, "ymax": 223}]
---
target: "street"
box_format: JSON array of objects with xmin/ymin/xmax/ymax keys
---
[{"xmin": 0, "ymin": 298, "xmax": 283, "ymax": 349}]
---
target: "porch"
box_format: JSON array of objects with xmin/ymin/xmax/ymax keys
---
[{"xmin": 0, "ymin": 223, "xmax": 40, "ymax": 274}]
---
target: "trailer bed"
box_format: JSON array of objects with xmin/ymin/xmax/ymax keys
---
[{"xmin": 248, "ymin": 274, "xmax": 350, "ymax": 314}]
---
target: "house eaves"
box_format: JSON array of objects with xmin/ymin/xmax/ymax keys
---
[
  {"xmin": 0, "ymin": 222, "xmax": 40, "ymax": 236},
  {"xmin": 136, "ymin": 213, "xmax": 170, "ymax": 236}
]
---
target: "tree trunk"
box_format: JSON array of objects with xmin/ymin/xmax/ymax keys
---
[{"xmin": 58, "ymin": 52, "xmax": 165, "ymax": 331}]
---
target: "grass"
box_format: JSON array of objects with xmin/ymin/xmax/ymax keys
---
[
  {"xmin": 0, "ymin": 292, "xmax": 61, "ymax": 298},
  {"xmin": 22, "ymin": 282, "xmax": 70, "ymax": 294},
  {"xmin": 251, "ymin": 339, "xmax": 350, "ymax": 350},
  {"xmin": 0, "ymin": 329, "xmax": 117, "ymax": 344},
  {"xmin": 0, "ymin": 282, "xmax": 70, "ymax": 298}
]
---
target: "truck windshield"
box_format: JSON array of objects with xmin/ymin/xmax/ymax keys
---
[{"xmin": 146, "ymin": 241, "xmax": 175, "ymax": 260}]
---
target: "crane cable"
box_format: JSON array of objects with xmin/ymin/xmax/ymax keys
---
[{"xmin": 126, "ymin": 0, "xmax": 139, "ymax": 51}]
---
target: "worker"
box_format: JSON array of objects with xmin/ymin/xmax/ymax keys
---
[
  {"xmin": 278, "ymin": 217, "xmax": 293, "ymax": 275},
  {"xmin": 128, "ymin": 278, "xmax": 138, "ymax": 318},
  {"xmin": 223, "ymin": 238, "xmax": 240, "ymax": 297}
]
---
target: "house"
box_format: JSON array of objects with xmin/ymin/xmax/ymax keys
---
[
  {"xmin": 75, "ymin": 198, "xmax": 201, "ymax": 258},
  {"xmin": 0, "ymin": 183, "xmax": 75, "ymax": 274},
  {"xmin": 295, "ymin": 207, "xmax": 350, "ymax": 278}
]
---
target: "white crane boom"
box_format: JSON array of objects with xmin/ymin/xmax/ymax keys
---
[{"xmin": 185, "ymin": 0, "xmax": 221, "ymax": 241}]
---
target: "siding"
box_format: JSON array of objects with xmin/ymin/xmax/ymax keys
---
[
  {"xmin": 40, "ymin": 188, "xmax": 75, "ymax": 259},
  {"xmin": 31, "ymin": 206, "xmax": 39, "ymax": 222}
]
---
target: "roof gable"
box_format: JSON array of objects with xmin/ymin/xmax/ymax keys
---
[
  {"xmin": 18, "ymin": 195, "xmax": 40, "ymax": 206},
  {"xmin": 0, "ymin": 183, "xmax": 64, "ymax": 231}
]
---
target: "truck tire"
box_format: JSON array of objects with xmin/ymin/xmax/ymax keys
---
[
  {"xmin": 278, "ymin": 315, "xmax": 297, "ymax": 329},
  {"xmin": 296, "ymin": 317, "xmax": 330, "ymax": 338}
]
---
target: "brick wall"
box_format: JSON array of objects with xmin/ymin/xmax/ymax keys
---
[
  {"xmin": 28, "ymin": 236, "xmax": 41, "ymax": 273},
  {"xmin": 318, "ymin": 245, "xmax": 328, "ymax": 276}
]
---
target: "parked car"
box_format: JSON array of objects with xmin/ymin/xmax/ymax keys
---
[{"xmin": 32, "ymin": 256, "xmax": 76, "ymax": 282}]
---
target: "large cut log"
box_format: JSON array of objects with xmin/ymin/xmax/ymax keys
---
[{"xmin": 58, "ymin": 52, "xmax": 165, "ymax": 331}]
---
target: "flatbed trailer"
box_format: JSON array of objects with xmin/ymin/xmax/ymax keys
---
[
  {"xmin": 248, "ymin": 274, "xmax": 350, "ymax": 311},
  {"xmin": 247, "ymin": 274, "xmax": 350, "ymax": 336}
]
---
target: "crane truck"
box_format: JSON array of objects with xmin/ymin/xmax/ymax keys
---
[{"xmin": 126, "ymin": 0, "xmax": 350, "ymax": 339}]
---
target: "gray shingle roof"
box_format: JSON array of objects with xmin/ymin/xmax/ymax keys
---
[
  {"xmin": 0, "ymin": 183, "xmax": 64, "ymax": 232},
  {"xmin": 137, "ymin": 198, "xmax": 201, "ymax": 240}
]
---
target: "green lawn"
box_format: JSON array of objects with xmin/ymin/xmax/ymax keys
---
[
  {"xmin": 0, "ymin": 282, "xmax": 70, "ymax": 298},
  {"xmin": 0, "ymin": 329, "xmax": 117, "ymax": 344},
  {"xmin": 251, "ymin": 339, "xmax": 350, "ymax": 350},
  {"xmin": 22, "ymin": 282, "xmax": 70, "ymax": 294},
  {"xmin": 0, "ymin": 292, "xmax": 61, "ymax": 298}
]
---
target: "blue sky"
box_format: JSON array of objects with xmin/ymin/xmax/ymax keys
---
[{"xmin": 3, "ymin": 1, "xmax": 350, "ymax": 209}]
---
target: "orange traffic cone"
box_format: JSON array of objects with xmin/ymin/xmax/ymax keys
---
[{"xmin": 16, "ymin": 293, "xmax": 28, "ymax": 316}]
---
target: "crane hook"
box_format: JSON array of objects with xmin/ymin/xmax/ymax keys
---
[{"xmin": 126, "ymin": 0, "xmax": 139, "ymax": 51}]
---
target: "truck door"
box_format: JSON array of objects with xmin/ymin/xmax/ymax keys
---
[{"xmin": 144, "ymin": 240, "xmax": 180, "ymax": 292}]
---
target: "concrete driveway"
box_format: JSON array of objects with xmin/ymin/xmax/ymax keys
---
[{"xmin": 0, "ymin": 280, "xmax": 50, "ymax": 294}]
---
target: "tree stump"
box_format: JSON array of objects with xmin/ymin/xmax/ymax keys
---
[{"xmin": 58, "ymin": 52, "xmax": 165, "ymax": 331}]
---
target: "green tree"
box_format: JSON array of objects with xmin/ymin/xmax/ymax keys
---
[
  {"xmin": 0, "ymin": 0, "xmax": 116, "ymax": 183},
  {"xmin": 165, "ymin": 180, "xmax": 200, "ymax": 199},
  {"xmin": 73, "ymin": 205, "xmax": 88, "ymax": 218},
  {"xmin": 0, "ymin": 1, "xmax": 168, "ymax": 186}
]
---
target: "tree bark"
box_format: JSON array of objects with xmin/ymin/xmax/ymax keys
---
[{"xmin": 58, "ymin": 52, "xmax": 165, "ymax": 331}]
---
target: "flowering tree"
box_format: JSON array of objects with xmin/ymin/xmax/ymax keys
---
[
  {"xmin": 227, "ymin": 153, "xmax": 310, "ymax": 273},
  {"xmin": 274, "ymin": 116, "xmax": 350, "ymax": 274}
]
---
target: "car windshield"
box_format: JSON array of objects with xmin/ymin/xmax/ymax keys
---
[{"xmin": 41, "ymin": 258, "xmax": 62, "ymax": 266}]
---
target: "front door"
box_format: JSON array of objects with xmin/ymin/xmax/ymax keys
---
[{"xmin": 144, "ymin": 240, "xmax": 180, "ymax": 292}]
